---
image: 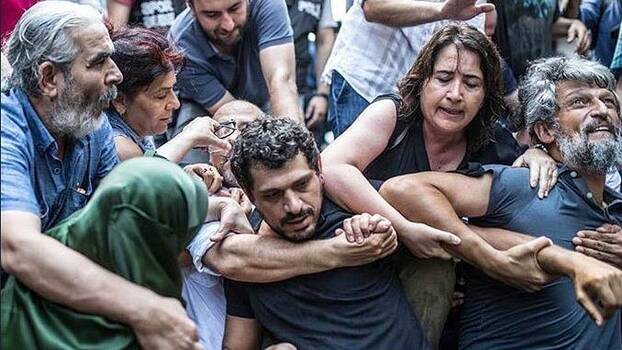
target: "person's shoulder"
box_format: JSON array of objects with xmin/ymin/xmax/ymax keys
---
[
  {"xmin": 482, "ymin": 164, "xmax": 534, "ymax": 196},
  {"xmin": 168, "ymin": 8, "xmax": 197, "ymax": 42},
  {"xmin": 483, "ymin": 164, "xmax": 529, "ymax": 180},
  {"xmin": 1, "ymin": 89, "xmax": 32, "ymax": 136}
]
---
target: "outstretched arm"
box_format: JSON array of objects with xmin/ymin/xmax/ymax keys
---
[
  {"xmin": 362, "ymin": 0, "xmax": 494, "ymax": 27},
  {"xmin": 322, "ymin": 100, "xmax": 461, "ymax": 259},
  {"xmin": 204, "ymin": 215, "xmax": 397, "ymax": 283},
  {"xmin": 381, "ymin": 171, "xmax": 622, "ymax": 325}
]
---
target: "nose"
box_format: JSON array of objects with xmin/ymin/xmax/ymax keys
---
[
  {"xmin": 169, "ymin": 92, "xmax": 180, "ymax": 110},
  {"xmin": 220, "ymin": 14, "xmax": 235, "ymax": 32},
  {"xmin": 445, "ymin": 78, "xmax": 463, "ymax": 102},
  {"xmin": 283, "ymin": 190, "xmax": 303, "ymax": 215},
  {"xmin": 105, "ymin": 59, "xmax": 123, "ymax": 86},
  {"xmin": 590, "ymin": 98, "xmax": 610, "ymax": 121}
]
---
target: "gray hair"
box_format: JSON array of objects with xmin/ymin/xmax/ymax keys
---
[
  {"xmin": 517, "ymin": 56, "xmax": 619, "ymax": 144},
  {"xmin": 3, "ymin": 1, "xmax": 103, "ymax": 96}
]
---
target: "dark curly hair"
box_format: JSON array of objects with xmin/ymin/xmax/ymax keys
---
[
  {"xmin": 230, "ymin": 118, "xmax": 319, "ymax": 193},
  {"xmin": 110, "ymin": 26, "xmax": 184, "ymax": 98},
  {"xmin": 397, "ymin": 23, "xmax": 505, "ymax": 153}
]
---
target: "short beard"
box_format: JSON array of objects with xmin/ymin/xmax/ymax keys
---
[
  {"xmin": 47, "ymin": 75, "xmax": 117, "ymax": 139},
  {"xmin": 556, "ymin": 126, "xmax": 622, "ymax": 175}
]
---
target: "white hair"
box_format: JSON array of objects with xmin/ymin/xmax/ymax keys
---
[{"xmin": 3, "ymin": 1, "xmax": 103, "ymax": 96}]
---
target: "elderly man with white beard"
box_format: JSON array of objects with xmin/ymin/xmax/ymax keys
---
[
  {"xmin": 0, "ymin": 2, "xmax": 218, "ymax": 349},
  {"xmin": 380, "ymin": 56, "xmax": 622, "ymax": 349}
]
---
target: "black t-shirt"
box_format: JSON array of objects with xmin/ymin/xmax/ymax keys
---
[
  {"xmin": 287, "ymin": 0, "xmax": 325, "ymax": 94},
  {"xmin": 363, "ymin": 94, "xmax": 521, "ymax": 181},
  {"xmin": 225, "ymin": 198, "xmax": 431, "ymax": 350}
]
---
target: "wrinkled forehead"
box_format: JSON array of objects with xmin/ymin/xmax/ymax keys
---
[{"xmin": 71, "ymin": 22, "xmax": 113, "ymax": 56}]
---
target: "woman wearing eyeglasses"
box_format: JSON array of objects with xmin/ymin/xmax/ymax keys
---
[{"xmin": 107, "ymin": 26, "xmax": 230, "ymax": 163}]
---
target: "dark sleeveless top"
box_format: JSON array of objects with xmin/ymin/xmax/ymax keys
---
[{"xmin": 363, "ymin": 94, "xmax": 520, "ymax": 181}]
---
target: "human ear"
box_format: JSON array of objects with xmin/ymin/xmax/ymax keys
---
[
  {"xmin": 37, "ymin": 62, "xmax": 63, "ymax": 99},
  {"xmin": 533, "ymin": 121, "xmax": 556, "ymax": 144}
]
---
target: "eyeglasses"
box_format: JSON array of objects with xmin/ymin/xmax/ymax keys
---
[{"xmin": 214, "ymin": 120, "xmax": 237, "ymax": 139}]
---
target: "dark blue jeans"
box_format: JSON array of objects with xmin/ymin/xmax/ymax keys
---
[{"xmin": 328, "ymin": 71, "xmax": 370, "ymax": 137}]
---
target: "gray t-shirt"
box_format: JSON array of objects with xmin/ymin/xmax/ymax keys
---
[
  {"xmin": 168, "ymin": 0, "xmax": 293, "ymax": 110},
  {"xmin": 461, "ymin": 165, "xmax": 621, "ymax": 350}
]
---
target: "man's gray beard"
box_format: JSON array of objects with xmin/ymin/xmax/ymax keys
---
[
  {"xmin": 47, "ymin": 78, "xmax": 117, "ymax": 139},
  {"xmin": 556, "ymin": 127, "xmax": 622, "ymax": 175}
]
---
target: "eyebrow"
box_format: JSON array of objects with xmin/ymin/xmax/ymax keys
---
[
  {"xmin": 257, "ymin": 173, "xmax": 313, "ymax": 194},
  {"xmin": 87, "ymin": 50, "xmax": 112, "ymax": 65},
  {"xmin": 435, "ymin": 70, "xmax": 483, "ymax": 80}
]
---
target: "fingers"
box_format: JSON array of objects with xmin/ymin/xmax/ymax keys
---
[
  {"xmin": 528, "ymin": 161, "xmax": 540, "ymax": 189},
  {"xmin": 350, "ymin": 214, "xmax": 370, "ymax": 243},
  {"xmin": 576, "ymin": 284, "xmax": 605, "ymax": 326},
  {"xmin": 432, "ymin": 246, "xmax": 454, "ymax": 260},
  {"xmin": 511, "ymin": 155, "xmax": 525, "ymax": 168},
  {"xmin": 575, "ymin": 245, "xmax": 619, "ymax": 265},
  {"xmin": 207, "ymin": 171, "xmax": 223, "ymax": 194},
  {"xmin": 596, "ymin": 224, "xmax": 621, "ymax": 233},
  {"xmin": 432, "ymin": 227, "xmax": 461, "ymax": 246},
  {"xmin": 368, "ymin": 214, "xmax": 390, "ymax": 234},
  {"xmin": 574, "ymin": 237, "xmax": 617, "ymax": 251},
  {"xmin": 305, "ymin": 103, "xmax": 315, "ymax": 123},
  {"xmin": 567, "ymin": 25, "xmax": 577, "ymax": 43},
  {"xmin": 193, "ymin": 343, "xmax": 204, "ymax": 350},
  {"xmin": 577, "ymin": 230, "xmax": 619, "ymax": 244},
  {"xmin": 537, "ymin": 164, "xmax": 555, "ymax": 198},
  {"xmin": 592, "ymin": 281, "xmax": 619, "ymax": 320},
  {"xmin": 525, "ymin": 236, "xmax": 554, "ymax": 254},
  {"xmin": 211, "ymin": 224, "xmax": 228, "ymax": 242},
  {"xmin": 342, "ymin": 218, "xmax": 356, "ymax": 243}
]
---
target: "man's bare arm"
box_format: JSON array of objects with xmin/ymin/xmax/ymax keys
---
[
  {"xmin": 362, "ymin": 0, "xmax": 494, "ymax": 27},
  {"xmin": 381, "ymin": 172, "xmax": 622, "ymax": 324},
  {"xmin": 1, "ymin": 211, "xmax": 198, "ymax": 348},
  {"xmin": 380, "ymin": 172, "xmax": 552, "ymax": 291},
  {"xmin": 259, "ymin": 43, "xmax": 303, "ymax": 121},
  {"xmin": 204, "ymin": 223, "xmax": 397, "ymax": 283}
]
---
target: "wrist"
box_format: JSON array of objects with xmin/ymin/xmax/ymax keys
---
[
  {"xmin": 536, "ymin": 245, "xmax": 576, "ymax": 277},
  {"xmin": 324, "ymin": 237, "xmax": 344, "ymax": 268},
  {"xmin": 530, "ymin": 143, "xmax": 549, "ymax": 154},
  {"xmin": 312, "ymin": 91, "xmax": 329, "ymax": 101},
  {"xmin": 123, "ymin": 288, "xmax": 161, "ymax": 327}
]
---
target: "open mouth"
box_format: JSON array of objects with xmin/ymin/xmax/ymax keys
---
[
  {"xmin": 439, "ymin": 107, "xmax": 463, "ymax": 116},
  {"xmin": 586, "ymin": 125, "xmax": 614, "ymax": 135},
  {"xmin": 285, "ymin": 215, "xmax": 310, "ymax": 231}
]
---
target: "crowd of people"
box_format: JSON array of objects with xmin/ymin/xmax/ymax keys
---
[{"xmin": 1, "ymin": 0, "xmax": 622, "ymax": 349}]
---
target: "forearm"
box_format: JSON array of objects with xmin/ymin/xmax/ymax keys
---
[
  {"xmin": 363, "ymin": 0, "xmax": 444, "ymax": 26},
  {"xmin": 471, "ymin": 226, "xmax": 537, "ymax": 251},
  {"xmin": 204, "ymin": 234, "xmax": 336, "ymax": 282},
  {"xmin": 380, "ymin": 178, "xmax": 502, "ymax": 271},
  {"xmin": 268, "ymin": 74, "xmax": 303, "ymax": 121},
  {"xmin": 156, "ymin": 131, "xmax": 196, "ymax": 163},
  {"xmin": 537, "ymin": 245, "xmax": 580, "ymax": 277},
  {"xmin": 315, "ymin": 28, "xmax": 335, "ymax": 86},
  {"xmin": 106, "ymin": 1, "xmax": 131, "ymax": 30},
  {"xmin": 323, "ymin": 164, "xmax": 410, "ymax": 230},
  {"xmin": 3, "ymin": 230, "xmax": 152, "ymax": 326}
]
